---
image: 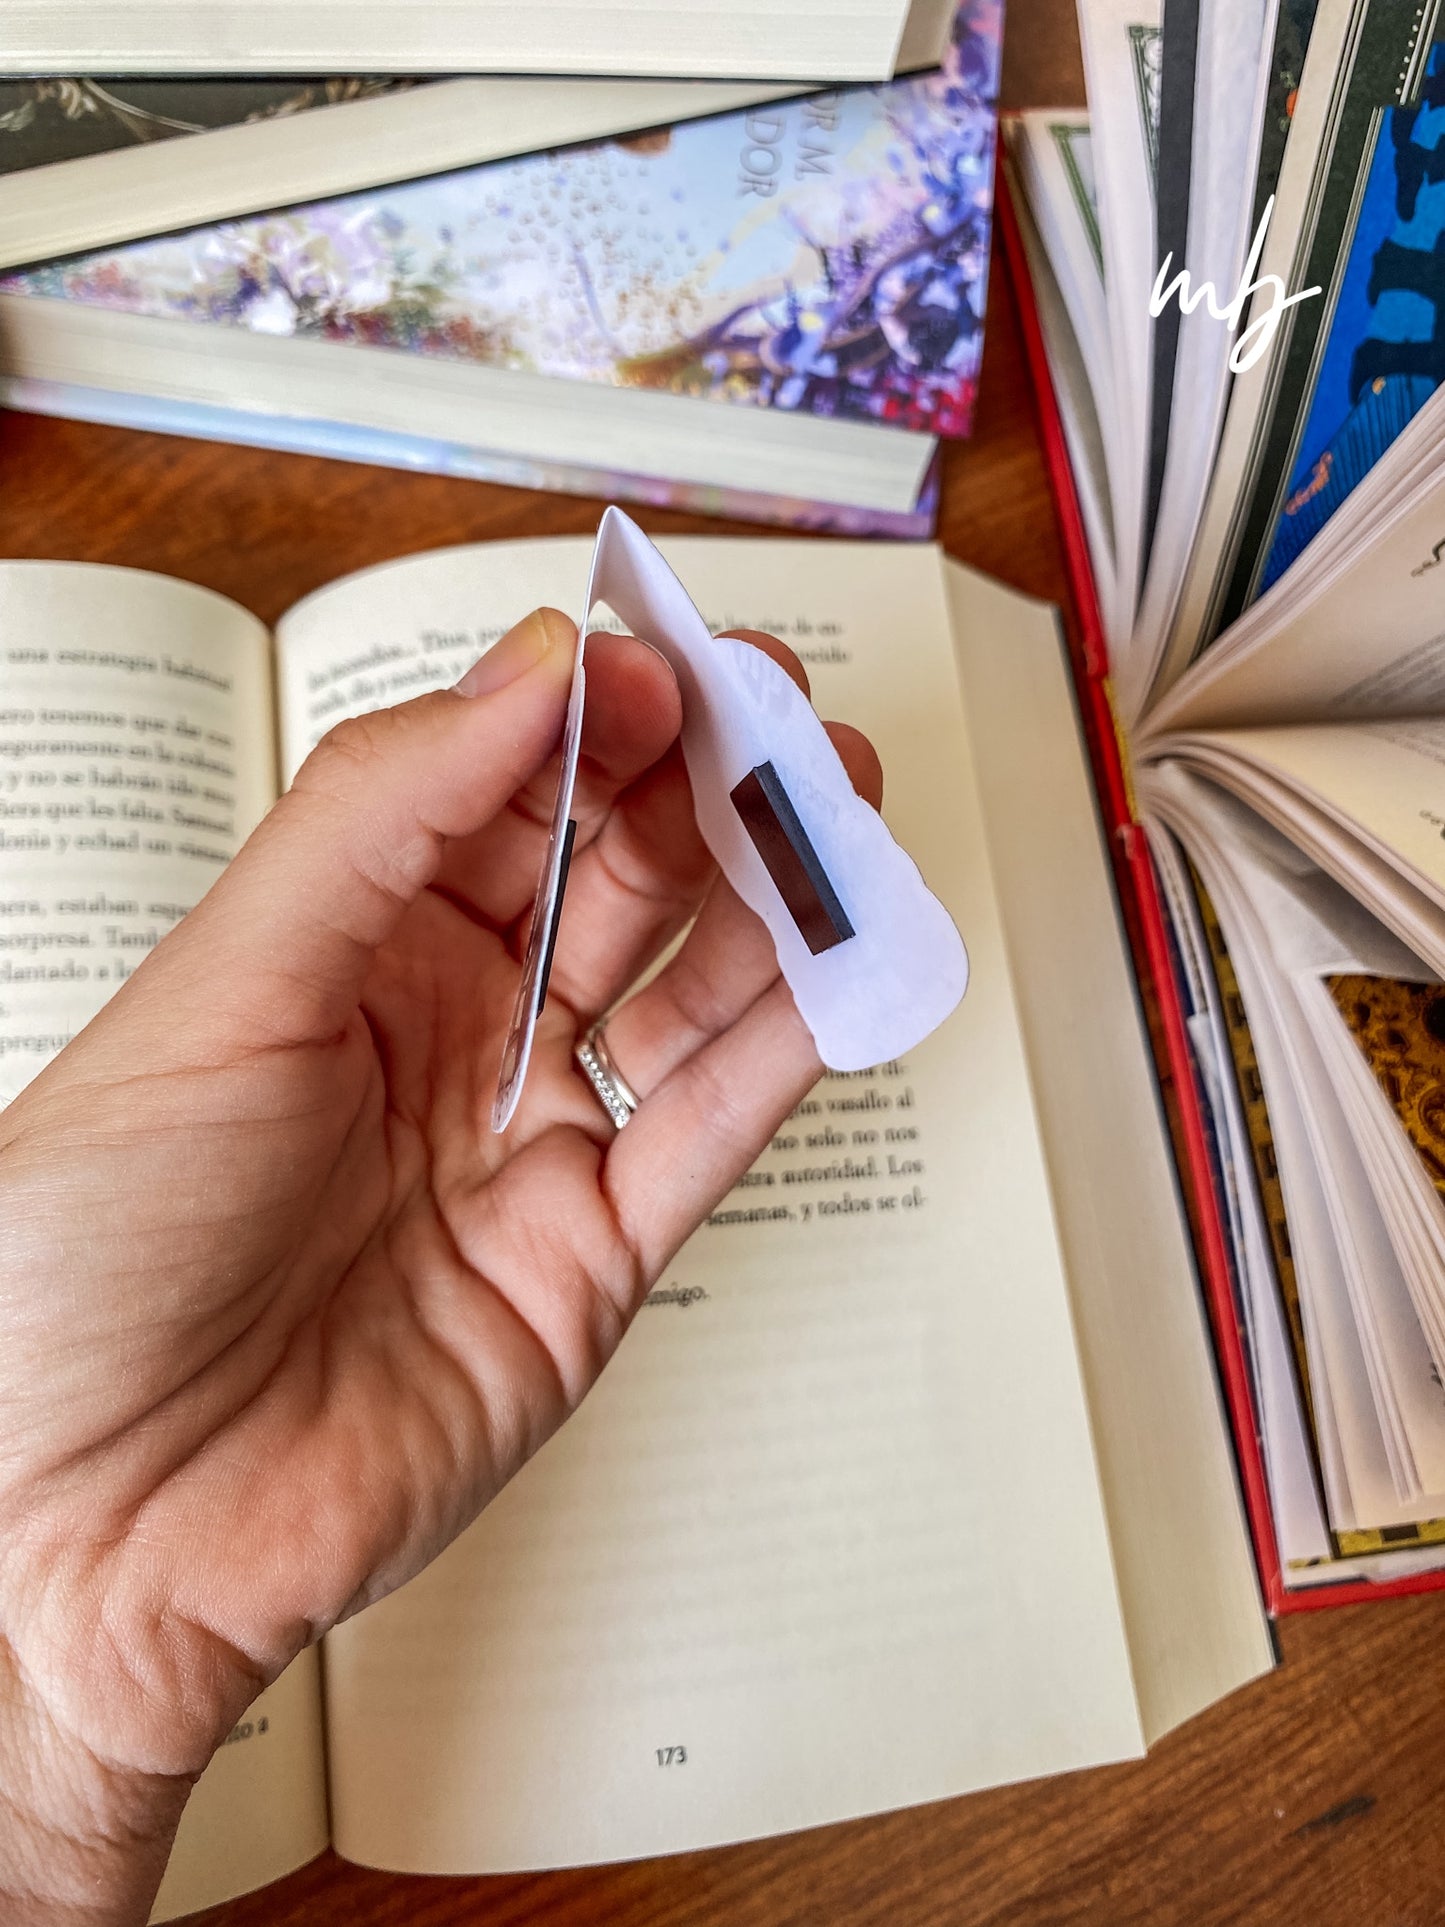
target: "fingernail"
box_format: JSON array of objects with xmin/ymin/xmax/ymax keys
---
[{"xmin": 454, "ymin": 608, "xmax": 570, "ymax": 697}]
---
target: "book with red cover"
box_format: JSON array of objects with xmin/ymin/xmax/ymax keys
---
[{"xmin": 996, "ymin": 167, "xmax": 1445, "ymax": 1613}]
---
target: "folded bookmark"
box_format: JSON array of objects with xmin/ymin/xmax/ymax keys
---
[{"xmin": 491, "ymin": 508, "xmax": 969, "ymax": 1132}]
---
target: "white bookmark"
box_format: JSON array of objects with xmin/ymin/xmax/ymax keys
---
[{"xmin": 492, "ymin": 507, "xmax": 968, "ymax": 1131}]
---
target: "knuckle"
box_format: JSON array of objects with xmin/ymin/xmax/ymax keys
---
[
  {"xmin": 299, "ymin": 709, "xmax": 393, "ymax": 795},
  {"xmin": 662, "ymin": 947, "xmax": 732, "ymax": 1043}
]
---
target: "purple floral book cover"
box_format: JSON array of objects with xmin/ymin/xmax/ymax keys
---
[{"xmin": 2, "ymin": 0, "xmax": 1002, "ymax": 440}]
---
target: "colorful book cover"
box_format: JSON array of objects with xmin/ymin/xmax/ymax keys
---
[{"xmin": 1, "ymin": 0, "xmax": 1001, "ymax": 441}]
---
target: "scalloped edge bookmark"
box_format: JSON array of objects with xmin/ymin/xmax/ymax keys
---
[{"xmin": 491, "ymin": 508, "xmax": 968, "ymax": 1133}]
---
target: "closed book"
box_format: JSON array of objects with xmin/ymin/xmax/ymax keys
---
[{"xmin": 0, "ymin": 3, "xmax": 1001, "ymax": 529}]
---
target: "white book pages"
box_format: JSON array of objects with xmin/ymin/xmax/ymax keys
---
[
  {"xmin": 2, "ymin": 0, "xmax": 941, "ymax": 80},
  {"xmin": 1076, "ymin": 0, "xmax": 1162, "ymax": 673},
  {"xmin": 1141, "ymin": 425, "xmax": 1445, "ymax": 733},
  {"xmin": 1001, "ymin": 148, "xmax": 1123, "ymax": 645},
  {"xmin": 1147, "ymin": 723, "xmax": 1445, "ymax": 977},
  {"xmin": 1306, "ymin": 983, "xmax": 1445, "ymax": 1364},
  {"xmin": 1151, "ymin": 0, "xmax": 1358, "ymax": 695},
  {"xmin": 0, "ymin": 295, "xmax": 938, "ymax": 519},
  {"xmin": 1143, "ymin": 765, "xmax": 1445, "ymax": 1528},
  {"xmin": 1128, "ymin": 0, "xmax": 1280, "ymax": 719},
  {"xmin": 0, "ymin": 563, "xmax": 275, "ymax": 1106},
  {"xmin": 1145, "ymin": 826, "xmax": 1334, "ymax": 1568}
]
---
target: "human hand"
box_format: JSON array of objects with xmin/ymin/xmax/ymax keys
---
[{"xmin": 0, "ymin": 608, "xmax": 881, "ymax": 1925}]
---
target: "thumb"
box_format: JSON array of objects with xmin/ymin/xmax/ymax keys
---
[{"xmin": 155, "ymin": 607, "xmax": 577, "ymax": 1050}]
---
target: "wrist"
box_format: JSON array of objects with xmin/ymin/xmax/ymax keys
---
[{"xmin": 0, "ymin": 1644, "xmax": 191, "ymax": 1927}]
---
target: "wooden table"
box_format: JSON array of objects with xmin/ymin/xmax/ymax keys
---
[{"xmin": 6, "ymin": 24, "xmax": 1445, "ymax": 1924}]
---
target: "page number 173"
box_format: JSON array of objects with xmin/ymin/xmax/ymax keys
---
[{"xmin": 656, "ymin": 1745, "xmax": 688, "ymax": 1766}]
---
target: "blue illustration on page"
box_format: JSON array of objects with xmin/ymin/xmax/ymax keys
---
[{"xmin": 1259, "ymin": 42, "xmax": 1445, "ymax": 592}]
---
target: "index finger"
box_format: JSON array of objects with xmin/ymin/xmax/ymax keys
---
[{"xmin": 537, "ymin": 627, "xmax": 816, "ymax": 1019}]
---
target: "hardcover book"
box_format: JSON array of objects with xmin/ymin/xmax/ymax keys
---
[
  {"xmin": 1002, "ymin": 0, "xmax": 1445, "ymax": 1606},
  {"xmin": 0, "ymin": 0, "xmax": 1001, "ymax": 527}
]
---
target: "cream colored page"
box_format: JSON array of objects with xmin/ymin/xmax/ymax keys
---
[
  {"xmin": 945, "ymin": 562, "xmax": 1271, "ymax": 1741},
  {"xmin": 1146, "ymin": 478, "xmax": 1445, "ymax": 733},
  {"xmin": 6, "ymin": 0, "xmax": 909, "ymax": 79},
  {"xmin": 150, "ymin": 1654, "xmax": 328, "ymax": 1924},
  {"xmin": 1183, "ymin": 722, "xmax": 1445, "ymax": 910},
  {"xmin": 0, "ymin": 563, "xmax": 329, "ymax": 1908},
  {"xmin": 277, "ymin": 537, "xmax": 1143, "ymax": 1874},
  {"xmin": 0, "ymin": 564, "xmax": 272, "ymax": 1101}
]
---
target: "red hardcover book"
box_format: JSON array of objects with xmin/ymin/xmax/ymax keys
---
[{"xmin": 996, "ymin": 166, "xmax": 1445, "ymax": 1613}]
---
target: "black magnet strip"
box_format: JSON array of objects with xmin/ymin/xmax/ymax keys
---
[
  {"xmin": 537, "ymin": 817, "xmax": 578, "ymax": 1008},
  {"xmin": 730, "ymin": 761, "xmax": 854, "ymax": 955}
]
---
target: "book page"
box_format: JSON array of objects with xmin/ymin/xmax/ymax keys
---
[
  {"xmin": 0, "ymin": 562, "xmax": 330, "ymax": 1915},
  {"xmin": 1145, "ymin": 827, "xmax": 1335, "ymax": 1572},
  {"xmin": 1144, "ymin": 470, "xmax": 1445, "ymax": 733},
  {"xmin": 0, "ymin": 563, "xmax": 274, "ymax": 1099},
  {"xmin": 276, "ymin": 536, "xmax": 1146, "ymax": 1872},
  {"xmin": 1181, "ymin": 721, "xmax": 1445, "ymax": 913},
  {"xmin": 1142, "ymin": 765, "xmax": 1445, "ymax": 1534},
  {"xmin": 946, "ymin": 562, "xmax": 1271, "ymax": 1742},
  {"xmin": 1145, "ymin": 729, "xmax": 1445, "ymax": 988},
  {"xmin": 150, "ymin": 1650, "xmax": 328, "ymax": 1924}
]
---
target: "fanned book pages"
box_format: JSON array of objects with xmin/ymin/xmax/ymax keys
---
[
  {"xmin": 0, "ymin": 0, "xmax": 999, "ymax": 534},
  {"xmin": 3, "ymin": 0, "xmax": 957, "ymax": 79},
  {"xmin": 1004, "ymin": 0, "xmax": 1445, "ymax": 1599},
  {"xmin": 0, "ymin": 533, "xmax": 1272, "ymax": 1918}
]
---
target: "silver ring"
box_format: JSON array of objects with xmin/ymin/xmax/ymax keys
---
[{"xmin": 574, "ymin": 1023, "xmax": 642, "ymax": 1131}]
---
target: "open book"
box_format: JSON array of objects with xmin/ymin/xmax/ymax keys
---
[
  {"xmin": 0, "ymin": 535, "xmax": 1271, "ymax": 1919},
  {"xmin": 1, "ymin": 0, "xmax": 955, "ymax": 80},
  {"xmin": 1003, "ymin": 0, "xmax": 1445, "ymax": 1600}
]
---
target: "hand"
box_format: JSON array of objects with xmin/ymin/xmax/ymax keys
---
[{"xmin": 0, "ymin": 608, "xmax": 880, "ymax": 1925}]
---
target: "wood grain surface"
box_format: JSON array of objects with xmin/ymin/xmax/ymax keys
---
[{"xmin": 6, "ymin": 31, "xmax": 1445, "ymax": 1927}]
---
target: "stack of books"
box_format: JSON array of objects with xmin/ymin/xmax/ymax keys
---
[
  {"xmin": 0, "ymin": 0, "xmax": 1003, "ymax": 532},
  {"xmin": 1006, "ymin": 0, "xmax": 1445, "ymax": 1599}
]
